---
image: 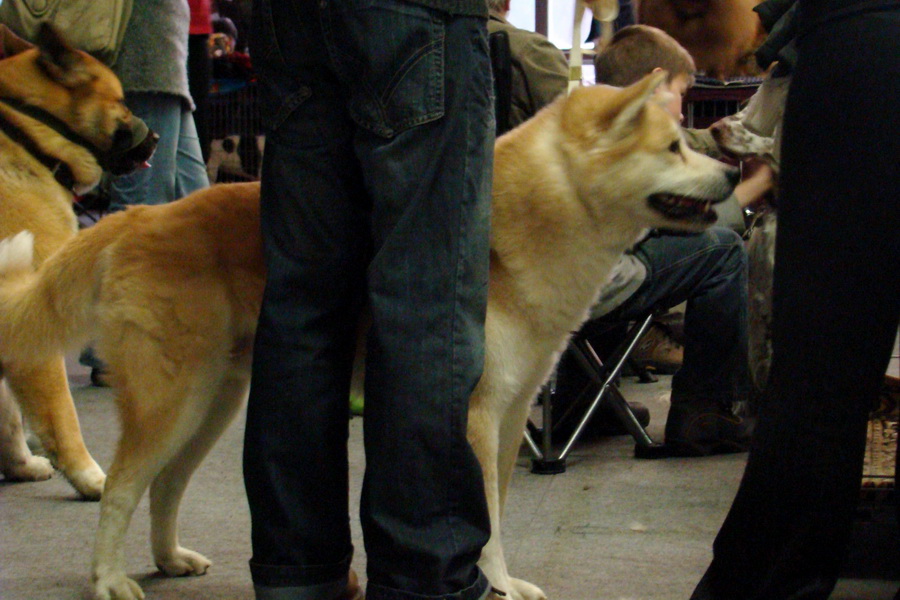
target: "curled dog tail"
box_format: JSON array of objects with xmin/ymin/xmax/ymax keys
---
[{"xmin": 0, "ymin": 222, "xmax": 115, "ymax": 366}]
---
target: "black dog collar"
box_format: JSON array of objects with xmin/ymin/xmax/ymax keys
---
[{"xmin": 0, "ymin": 100, "xmax": 76, "ymax": 190}]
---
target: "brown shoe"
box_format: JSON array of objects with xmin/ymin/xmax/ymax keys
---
[
  {"xmin": 632, "ymin": 322, "xmax": 683, "ymax": 375},
  {"xmin": 338, "ymin": 570, "xmax": 364, "ymax": 600},
  {"xmin": 664, "ymin": 398, "xmax": 754, "ymax": 457}
]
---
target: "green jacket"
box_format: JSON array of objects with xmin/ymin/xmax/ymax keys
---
[{"xmin": 487, "ymin": 13, "xmax": 569, "ymax": 130}]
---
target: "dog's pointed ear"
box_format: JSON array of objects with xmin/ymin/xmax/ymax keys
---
[
  {"xmin": 35, "ymin": 23, "xmax": 94, "ymax": 88},
  {"xmin": 606, "ymin": 70, "xmax": 668, "ymax": 138},
  {"xmin": 0, "ymin": 24, "xmax": 36, "ymax": 56}
]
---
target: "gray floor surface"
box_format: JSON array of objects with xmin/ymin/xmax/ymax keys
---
[{"xmin": 1, "ymin": 353, "xmax": 898, "ymax": 600}]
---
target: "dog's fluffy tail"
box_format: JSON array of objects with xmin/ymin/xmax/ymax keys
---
[{"xmin": 0, "ymin": 225, "xmax": 111, "ymax": 366}]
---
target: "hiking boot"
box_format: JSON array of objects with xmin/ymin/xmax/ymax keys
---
[
  {"xmin": 632, "ymin": 323, "xmax": 683, "ymax": 375},
  {"xmin": 664, "ymin": 398, "xmax": 754, "ymax": 457},
  {"xmin": 339, "ymin": 570, "xmax": 364, "ymax": 600}
]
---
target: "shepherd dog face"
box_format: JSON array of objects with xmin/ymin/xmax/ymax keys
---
[{"xmin": 0, "ymin": 24, "xmax": 157, "ymax": 191}]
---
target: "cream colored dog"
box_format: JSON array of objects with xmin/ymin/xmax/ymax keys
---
[
  {"xmin": 0, "ymin": 72, "xmax": 737, "ymax": 600},
  {"xmin": 0, "ymin": 24, "xmax": 156, "ymax": 499}
]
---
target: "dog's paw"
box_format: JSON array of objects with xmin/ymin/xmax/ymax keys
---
[
  {"xmin": 508, "ymin": 577, "xmax": 547, "ymax": 600},
  {"xmin": 1, "ymin": 454, "xmax": 54, "ymax": 481},
  {"xmin": 93, "ymin": 573, "xmax": 145, "ymax": 600},
  {"xmin": 155, "ymin": 547, "xmax": 211, "ymax": 577},
  {"xmin": 66, "ymin": 462, "xmax": 106, "ymax": 500}
]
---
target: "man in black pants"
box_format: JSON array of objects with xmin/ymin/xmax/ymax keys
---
[{"xmin": 690, "ymin": 2, "xmax": 900, "ymax": 598}]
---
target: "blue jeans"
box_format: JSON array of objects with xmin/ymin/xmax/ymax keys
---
[
  {"xmin": 108, "ymin": 92, "xmax": 209, "ymax": 211},
  {"xmin": 603, "ymin": 227, "xmax": 750, "ymax": 406},
  {"xmin": 242, "ymin": 2, "xmax": 493, "ymax": 600}
]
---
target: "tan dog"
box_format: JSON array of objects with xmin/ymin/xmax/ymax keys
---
[
  {"xmin": 0, "ymin": 72, "xmax": 737, "ymax": 600},
  {"xmin": 636, "ymin": 0, "xmax": 768, "ymax": 79},
  {"xmin": 0, "ymin": 24, "xmax": 156, "ymax": 498}
]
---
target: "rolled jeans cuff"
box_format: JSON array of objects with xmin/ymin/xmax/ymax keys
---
[
  {"xmin": 250, "ymin": 552, "xmax": 353, "ymax": 590},
  {"xmin": 366, "ymin": 568, "xmax": 490, "ymax": 600}
]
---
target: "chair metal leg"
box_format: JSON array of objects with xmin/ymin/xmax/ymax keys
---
[
  {"xmin": 524, "ymin": 312, "xmax": 668, "ymax": 472},
  {"xmin": 527, "ymin": 375, "xmax": 568, "ymax": 474},
  {"xmin": 566, "ymin": 315, "xmax": 665, "ymax": 458}
]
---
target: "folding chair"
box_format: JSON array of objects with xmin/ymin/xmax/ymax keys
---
[{"xmin": 524, "ymin": 311, "xmax": 669, "ymax": 474}]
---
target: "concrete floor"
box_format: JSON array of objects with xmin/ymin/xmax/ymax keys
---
[{"xmin": 1, "ymin": 353, "xmax": 898, "ymax": 600}]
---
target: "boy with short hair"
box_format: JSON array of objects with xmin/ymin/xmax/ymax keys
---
[{"xmin": 582, "ymin": 25, "xmax": 775, "ymax": 456}]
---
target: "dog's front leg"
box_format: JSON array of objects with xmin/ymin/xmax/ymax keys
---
[
  {"xmin": 468, "ymin": 396, "xmax": 515, "ymax": 596},
  {"xmin": 496, "ymin": 398, "xmax": 548, "ymax": 600},
  {"xmin": 469, "ymin": 393, "xmax": 548, "ymax": 600}
]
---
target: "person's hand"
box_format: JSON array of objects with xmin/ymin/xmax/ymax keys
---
[{"xmin": 734, "ymin": 158, "xmax": 776, "ymax": 209}]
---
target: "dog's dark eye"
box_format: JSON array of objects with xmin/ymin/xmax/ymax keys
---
[{"xmin": 668, "ymin": 140, "xmax": 680, "ymax": 153}]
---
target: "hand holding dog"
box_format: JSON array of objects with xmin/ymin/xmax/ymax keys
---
[{"xmin": 734, "ymin": 158, "xmax": 776, "ymax": 210}]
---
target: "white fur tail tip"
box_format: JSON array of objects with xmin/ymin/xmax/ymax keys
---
[{"xmin": 0, "ymin": 231, "xmax": 36, "ymax": 274}]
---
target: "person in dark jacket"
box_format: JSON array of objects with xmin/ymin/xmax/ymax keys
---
[{"xmin": 691, "ymin": 1, "xmax": 900, "ymax": 598}]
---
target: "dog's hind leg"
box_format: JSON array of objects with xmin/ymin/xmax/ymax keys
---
[
  {"xmin": 4, "ymin": 357, "xmax": 106, "ymax": 499},
  {"xmin": 92, "ymin": 362, "xmax": 235, "ymax": 600},
  {"xmin": 149, "ymin": 367, "xmax": 249, "ymax": 576},
  {"xmin": 0, "ymin": 377, "xmax": 53, "ymax": 482}
]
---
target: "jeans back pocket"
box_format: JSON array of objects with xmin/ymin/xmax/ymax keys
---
[{"xmin": 322, "ymin": 1, "xmax": 446, "ymax": 138}]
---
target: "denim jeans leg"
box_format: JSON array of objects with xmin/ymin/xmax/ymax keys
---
[
  {"xmin": 354, "ymin": 33, "xmax": 493, "ymax": 600},
  {"xmin": 242, "ymin": 77, "xmax": 364, "ymax": 599},
  {"xmin": 173, "ymin": 107, "xmax": 210, "ymax": 197},
  {"xmin": 609, "ymin": 227, "xmax": 750, "ymax": 405}
]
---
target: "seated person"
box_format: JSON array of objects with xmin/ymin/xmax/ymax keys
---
[{"xmin": 584, "ymin": 24, "xmax": 775, "ymax": 456}]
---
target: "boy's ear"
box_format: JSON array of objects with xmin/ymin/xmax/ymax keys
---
[{"xmin": 605, "ymin": 70, "xmax": 668, "ymax": 138}]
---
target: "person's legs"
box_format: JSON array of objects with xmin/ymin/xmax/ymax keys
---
[
  {"xmin": 174, "ymin": 106, "xmax": 210, "ymax": 197},
  {"xmin": 692, "ymin": 9, "xmax": 900, "ymax": 600},
  {"xmin": 613, "ymin": 227, "xmax": 749, "ymax": 405},
  {"xmin": 243, "ymin": 2, "xmax": 493, "ymax": 599},
  {"xmin": 604, "ymin": 227, "xmax": 752, "ymax": 454}
]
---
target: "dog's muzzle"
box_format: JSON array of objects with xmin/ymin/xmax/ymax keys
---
[{"xmin": 103, "ymin": 116, "xmax": 159, "ymax": 176}]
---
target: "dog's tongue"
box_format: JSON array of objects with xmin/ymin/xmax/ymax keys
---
[{"xmin": 139, "ymin": 161, "xmax": 152, "ymax": 170}]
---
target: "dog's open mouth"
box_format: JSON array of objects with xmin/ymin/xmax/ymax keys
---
[{"xmin": 648, "ymin": 193, "xmax": 719, "ymax": 224}]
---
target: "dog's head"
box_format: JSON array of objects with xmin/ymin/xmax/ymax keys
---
[
  {"xmin": 709, "ymin": 76, "xmax": 788, "ymax": 172},
  {"xmin": 638, "ymin": 0, "xmax": 768, "ymax": 79},
  {"xmin": 710, "ymin": 109, "xmax": 777, "ymax": 169},
  {"xmin": 559, "ymin": 72, "xmax": 739, "ymax": 232},
  {"xmin": 0, "ymin": 24, "xmax": 158, "ymax": 192}
]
